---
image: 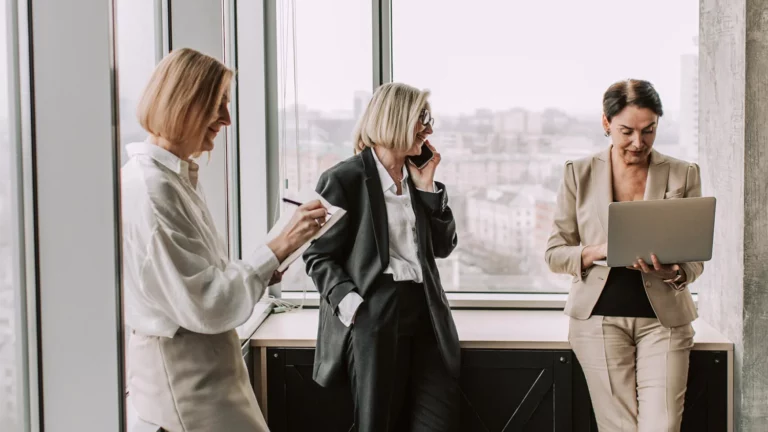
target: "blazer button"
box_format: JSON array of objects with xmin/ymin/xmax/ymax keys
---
[{"xmin": 645, "ymin": 281, "xmax": 652, "ymax": 288}]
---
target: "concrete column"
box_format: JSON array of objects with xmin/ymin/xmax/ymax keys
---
[{"xmin": 698, "ymin": 0, "xmax": 768, "ymax": 429}]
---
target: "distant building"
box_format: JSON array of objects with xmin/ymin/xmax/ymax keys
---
[{"xmin": 464, "ymin": 184, "xmax": 556, "ymax": 275}]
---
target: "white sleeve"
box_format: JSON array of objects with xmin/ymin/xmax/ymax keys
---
[
  {"xmin": 140, "ymin": 215, "xmax": 279, "ymax": 334},
  {"xmin": 415, "ymin": 182, "xmax": 440, "ymax": 193},
  {"xmin": 337, "ymin": 291, "xmax": 364, "ymax": 327}
]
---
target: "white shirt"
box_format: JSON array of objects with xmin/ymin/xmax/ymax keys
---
[
  {"xmin": 121, "ymin": 142, "xmax": 279, "ymax": 337},
  {"xmin": 336, "ymin": 149, "xmax": 438, "ymax": 326}
]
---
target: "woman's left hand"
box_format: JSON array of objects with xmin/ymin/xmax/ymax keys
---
[
  {"xmin": 409, "ymin": 140, "xmax": 441, "ymax": 191},
  {"xmin": 629, "ymin": 254, "xmax": 683, "ymax": 281}
]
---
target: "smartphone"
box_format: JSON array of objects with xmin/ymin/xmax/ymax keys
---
[{"xmin": 407, "ymin": 144, "xmax": 434, "ymax": 170}]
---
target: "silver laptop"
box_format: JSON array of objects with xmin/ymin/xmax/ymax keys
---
[{"xmin": 604, "ymin": 196, "xmax": 716, "ymax": 268}]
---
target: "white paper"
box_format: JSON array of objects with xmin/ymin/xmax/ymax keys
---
[{"xmin": 266, "ymin": 190, "xmax": 347, "ymax": 272}]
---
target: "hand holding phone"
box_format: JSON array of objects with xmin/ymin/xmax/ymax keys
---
[
  {"xmin": 407, "ymin": 140, "xmax": 441, "ymax": 191},
  {"xmin": 407, "ymin": 144, "xmax": 434, "ymax": 170}
]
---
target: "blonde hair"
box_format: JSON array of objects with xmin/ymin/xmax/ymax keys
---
[
  {"xmin": 353, "ymin": 82, "xmax": 430, "ymax": 154},
  {"xmin": 137, "ymin": 48, "xmax": 234, "ymax": 147}
]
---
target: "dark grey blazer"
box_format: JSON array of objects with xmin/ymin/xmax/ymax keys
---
[{"xmin": 303, "ymin": 146, "xmax": 460, "ymax": 388}]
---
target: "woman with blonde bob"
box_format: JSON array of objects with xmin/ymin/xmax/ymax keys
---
[
  {"xmin": 122, "ymin": 48, "xmax": 326, "ymax": 431},
  {"xmin": 304, "ymin": 82, "xmax": 461, "ymax": 431}
]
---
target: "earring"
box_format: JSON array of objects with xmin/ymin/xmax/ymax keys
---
[{"xmin": 604, "ymin": 130, "xmax": 610, "ymax": 137}]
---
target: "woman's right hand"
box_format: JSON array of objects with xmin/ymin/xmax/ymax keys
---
[
  {"xmin": 268, "ymin": 200, "xmax": 328, "ymax": 262},
  {"xmin": 581, "ymin": 243, "xmax": 607, "ymax": 269}
]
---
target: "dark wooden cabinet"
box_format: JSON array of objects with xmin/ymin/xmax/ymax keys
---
[
  {"xmin": 262, "ymin": 348, "xmax": 728, "ymax": 432},
  {"xmin": 458, "ymin": 350, "xmax": 574, "ymax": 431}
]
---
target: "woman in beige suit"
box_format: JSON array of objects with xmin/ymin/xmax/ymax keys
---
[{"xmin": 546, "ymin": 79, "xmax": 703, "ymax": 432}]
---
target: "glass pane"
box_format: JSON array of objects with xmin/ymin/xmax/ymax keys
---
[
  {"xmin": 1, "ymin": 2, "xmax": 23, "ymax": 431},
  {"xmin": 277, "ymin": 0, "xmax": 372, "ymax": 291},
  {"xmin": 116, "ymin": 0, "xmax": 157, "ymax": 165},
  {"xmin": 393, "ymin": 0, "xmax": 699, "ymax": 292},
  {"xmin": 114, "ymin": 0, "xmax": 157, "ymax": 428}
]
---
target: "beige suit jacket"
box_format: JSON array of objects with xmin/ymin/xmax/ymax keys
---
[{"xmin": 546, "ymin": 146, "xmax": 703, "ymax": 328}]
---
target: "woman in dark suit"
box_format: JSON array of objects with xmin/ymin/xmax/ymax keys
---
[{"xmin": 304, "ymin": 82, "xmax": 460, "ymax": 432}]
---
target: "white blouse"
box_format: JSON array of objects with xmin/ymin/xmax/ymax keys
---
[
  {"xmin": 373, "ymin": 149, "xmax": 425, "ymax": 284},
  {"xmin": 121, "ymin": 142, "xmax": 278, "ymax": 337}
]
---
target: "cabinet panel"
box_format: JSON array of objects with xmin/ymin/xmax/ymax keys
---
[{"xmin": 263, "ymin": 348, "xmax": 728, "ymax": 432}]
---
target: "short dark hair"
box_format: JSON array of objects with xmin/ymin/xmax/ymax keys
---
[{"xmin": 602, "ymin": 79, "xmax": 664, "ymax": 122}]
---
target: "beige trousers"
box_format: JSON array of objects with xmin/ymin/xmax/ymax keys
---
[
  {"xmin": 128, "ymin": 329, "xmax": 268, "ymax": 432},
  {"xmin": 568, "ymin": 316, "xmax": 694, "ymax": 432}
]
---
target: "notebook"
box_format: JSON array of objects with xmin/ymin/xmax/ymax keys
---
[{"xmin": 265, "ymin": 191, "xmax": 347, "ymax": 272}]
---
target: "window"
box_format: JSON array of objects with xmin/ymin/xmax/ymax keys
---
[
  {"xmin": 116, "ymin": 0, "xmax": 158, "ymax": 164},
  {"xmin": 114, "ymin": 1, "xmax": 158, "ymax": 428},
  {"xmin": 392, "ymin": 0, "xmax": 699, "ymax": 292},
  {"xmin": 1, "ymin": 4, "xmax": 23, "ymax": 430},
  {"xmin": 276, "ymin": 0, "xmax": 373, "ymax": 292}
]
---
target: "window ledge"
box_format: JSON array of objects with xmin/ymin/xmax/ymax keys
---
[
  {"xmin": 249, "ymin": 307, "xmax": 730, "ymax": 351},
  {"xmin": 278, "ymin": 289, "xmax": 698, "ymax": 310},
  {"xmin": 236, "ymin": 300, "xmax": 273, "ymax": 343}
]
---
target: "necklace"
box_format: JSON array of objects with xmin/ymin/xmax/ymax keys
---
[{"xmin": 388, "ymin": 168, "xmax": 403, "ymax": 184}]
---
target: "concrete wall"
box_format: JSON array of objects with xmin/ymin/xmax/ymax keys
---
[{"xmin": 699, "ymin": 0, "xmax": 768, "ymax": 429}]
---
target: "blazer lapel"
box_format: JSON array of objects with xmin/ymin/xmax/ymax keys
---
[
  {"xmin": 591, "ymin": 147, "xmax": 613, "ymax": 235},
  {"xmin": 361, "ymin": 147, "xmax": 390, "ymax": 269},
  {"xmin": 644, "ymin": 150, "xmax": 670, "ymax": 201}
]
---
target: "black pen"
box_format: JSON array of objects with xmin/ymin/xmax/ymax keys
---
[{"xmin": 282, "ymin": 197, "xmax": 303, "ymax": 207}]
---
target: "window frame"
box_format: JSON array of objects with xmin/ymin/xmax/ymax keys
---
[
  {"xmin": 5, "ymin": 0, "xmax": 38, "ymax": 430},
  {"xmin": 26, "ymin": 0, "xmax": 126, "ymax": 430}
]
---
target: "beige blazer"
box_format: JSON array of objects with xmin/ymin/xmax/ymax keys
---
[{"xmin": 546, "ymin": 146, "xmax": 703, "ymax": 328}]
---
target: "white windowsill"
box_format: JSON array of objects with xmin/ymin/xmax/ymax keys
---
[
  {"xmin": 277, "ymin": 289, "xmax": 698, "ymax": 310},
  {"xmin": 236, "ymin": 300, "xmax": 274, "ymax": 343},
  {"xmin": 249, "ymin": 307, "xmax": 730, "ymax": 351}
]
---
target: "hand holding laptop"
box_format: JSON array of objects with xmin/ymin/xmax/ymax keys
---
[
  {"xmin": 581, "ymin": 243, "xmax": 607, "ymax": 269},
  {"xmin": 587, "ymin": 247, "xmax": 684, "ymax": 282},
  {"xmin": 628, "ymin": 254, "xmax": 682, "ymax": 282}
]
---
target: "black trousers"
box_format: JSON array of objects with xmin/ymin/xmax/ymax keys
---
[{"xmin": 345, "ymin": 277, "xmax": 460, "ymax": 432}]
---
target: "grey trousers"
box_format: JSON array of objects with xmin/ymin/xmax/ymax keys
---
[{"xmin": 128, "ymin": 329, "xmax": 268, "ymax": 432}]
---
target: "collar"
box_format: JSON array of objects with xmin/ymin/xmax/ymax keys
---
[
  {"xmin": 371, "ymin": 147, "xmax": 408, "ymax": 192},
  {"xmin": 126, "ymin": 141, "xmax": 199, "ymax": 186}
]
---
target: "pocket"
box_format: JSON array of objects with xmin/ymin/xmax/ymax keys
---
[{"xmin": 664, "ymin": 187, "xmax": 685, "ymax": 199}]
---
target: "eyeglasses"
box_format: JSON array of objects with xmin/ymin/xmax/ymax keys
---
[{"xmin": 420, "ymin": 109, "xmax": 435, "ymax": 127}]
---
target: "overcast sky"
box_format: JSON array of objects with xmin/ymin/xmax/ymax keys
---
[
  {"xmin": 2, "ymin": 0, "xmax": 698, "ymax": 120},
  {"xmin": 280, "ymin": 0, "xmax": 698, "ymax": 117},
  {"xmin": 1, "ymin": 3, "xmax": 8, "ymax": 119}
]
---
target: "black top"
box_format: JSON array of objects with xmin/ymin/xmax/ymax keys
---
[{"xmin": 591, "ymin": 267, "xmax": 657, "ymax": 318}]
